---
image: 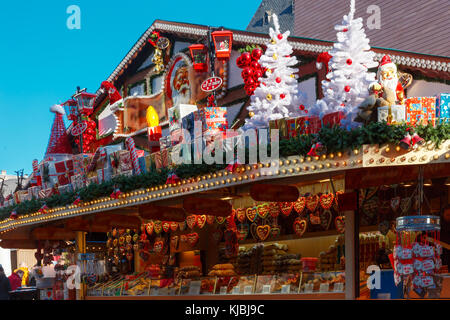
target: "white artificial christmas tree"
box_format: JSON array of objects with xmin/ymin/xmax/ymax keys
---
[
  {"xmin": 311, "ymin": 0, "xmax": 378, "ymax": 127},
  {"xmin": 244, "ymin": 14, "xmax": 307, "ymax": 129}
]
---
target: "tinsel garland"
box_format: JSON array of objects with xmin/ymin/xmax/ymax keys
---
[{"xmin": 0, "ymin": 122, "xmax": 448, "ymax": 221}]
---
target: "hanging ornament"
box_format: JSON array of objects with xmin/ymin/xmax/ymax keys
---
[
  {"xmin": 293, "ymin": 218, "xmax": 308, "ymax": 237},
  {"xmin": 216, "ymin": 216, "xmax": 226, "ymax": 225},
  {"xmin": 249, "ymin": 111, "xmax": 255, "ymax": 118},
  {"xmin": 346, "ymin": 59, "xmax": 352, "ymax": 65},
  {"xmin": 169, "ymin": 221, "xmax": 178, "ymax": 232},
  {"xmin": 10, "ymin": 210, "xmax": 18, "ymax": 220},
  {"xmin": 266, "ymin": 93, "xmax": 272, "ymax": 101},
  {"xmin": 294, "ymin": 197, "xmax": 306, "ymax": 214},
  {"xmin": 206, "ymin": 215, "xmax": 216, "ymax": 225},
  {"xmin": 269, "ymin": 202, "xmax": 280, "ymax": 217},
  {"xmin": 246, "ymin": 207, "xmax": 257, "ymax": 222},
  {"xmin": 335, "ymin": 216, "xmax": 345, "ymax": 233},
  {"xmin": 162, "ymin": 221, "xmax": 170, "ymax": 233},
  {"xmin": 146, "ymin": 221, "xmax": 154, "ymax": 235},
  {"xmin": 319, "ymin": 193, "xmax": 335, "ymax": 210},
  {"xmin": 186, "ymin": 215, "xmax": 197, "ymax": 229},
  {"xmin": 344, "ymin": 85, "xmax": 351, "ymax": 92},
  {"xmin": 236, "ymin": 208, "xmax": 246, "ymax": 223},
  {"xmin": 153, "ymin": 221, "xmax": 162, "ymax": 234},
  {"xmin": 306, "ymin": 195, "xmax": 319, "ymax": 212},
  {"xmin": 276, "ymin": 77, "xmax": 282, "ymax": 83},
  {"xmin": 257, "ymin": 203, "xmax": 270, "ymax": 219},
  {"xmin": 273, "ymin": 53, "xmax": 278, "ymax": 60},
  {"xmin": 72, "ymin": 195, "xmax": 81, "ymax": 206},
  {"xmin": 270, "ymin": 39, "xmax": 276, "ymax": 44},
  {"xmin": 256, "ymin": 225, "xmax": 271, "ymax": 241},
  {"xmin": 277, "ymin": 34, "xmax": 283, "ymax": 40},
  {"xmin": 280, "ymin": 94, "xmax": 286, "ymax": 99},
  {"xmin": 197, "ymin": 215, "xmax": 207, "ymax": 229},
  {"xmin": 279, "ymin": 202, "xmax": 294, "ymax": 216}
]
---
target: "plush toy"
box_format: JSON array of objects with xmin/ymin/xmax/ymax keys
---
[{"xmin": 100, "ymin": 81, "xmax": 122, "ymax": 105}]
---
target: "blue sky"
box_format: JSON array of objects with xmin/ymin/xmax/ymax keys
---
[{"xmin": 0, "ymin": 0, "xmax": 260, "ymax": 175}]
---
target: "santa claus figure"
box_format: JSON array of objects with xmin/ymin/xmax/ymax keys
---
[
  {"xmin": 371, "ymin": 55, "xmax": 405, "ymax": 105},
  {"xmin": 100, "ymin": 81, "xmax": 122, "ymax": 105}
]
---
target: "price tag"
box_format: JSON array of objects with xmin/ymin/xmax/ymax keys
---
[
  {"xmin": 281, "ymin": 285, "xmax": 290, "ymax": 294},
  {"xmin": 304, "ymin": 283, "xmax": 314, "ymax": 293},
  {"xmin": 188, "ymin": 281, "xmax": 201, "ymax": 295},
  {"xmin": 220, "ymin": 286, "xmax": 227, "ymax": 295},
  {"xmin": 319, "ymin": 283, "xmax": 330, "ymax": 293},
  {"xmin": 232, "ymin": 286, "xmax": 240, "ymax": 294},
  {"xmin": 244, "ymin": 285, "xmax": 253, "ymax": 294},
  {"xmin": 262, "ymin": 285, "xmax": 271, "ymax": 294},
  {"xmin": 333, "ymin": 283, "xmax": 344, "ymax": 292}
]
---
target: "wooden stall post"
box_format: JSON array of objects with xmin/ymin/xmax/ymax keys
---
[{"xmin": 75, "ymin": 231, "xmax": 86, "ymax": 300}]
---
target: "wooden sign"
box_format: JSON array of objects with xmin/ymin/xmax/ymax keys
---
[
  {"xmin": 201, "ymin": 76, "xmax": 223, "ymax": 92},
  {"xmin": 250, "ymin": 184, "xmax": 299, "ymax": 202},
  {"xmin": 183, "ymin": 197, "xmax": 232, "ymax": 217},
  {"xmin": 139, "ymin": 204, "xmax": 186, "ymax": 222}
]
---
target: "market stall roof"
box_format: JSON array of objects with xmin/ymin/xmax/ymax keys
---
[{"xmin": 93, "ymin": 19, "xmax": 450, "ymax": 106}]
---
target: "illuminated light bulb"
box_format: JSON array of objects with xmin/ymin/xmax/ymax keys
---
[
  {"xmin": 221, "ymin": 180, "xmax": 225, "ymax": 184},
  {"xmin": 342, "ymin": 161, "xmax": 347, "ymax": 166},
  {"xmin": 266, "ymin": 163, "xmax": 271, "ymax": 168},
  {"xmin": 445, "ymin": 153, "xmax": 450, "ymax": 159},
  {"xmin": 255, "ymin": 173, "xmax": 260, "ymax": 178},
  {"xmin": 337, "ymin": 152, "xmax": 342, "ymax": 157},
  {"xmin": 307, "ymin": 157, "xmax": 312, "ymax": 162},
  {"xmin": 243, "ymin": 175, "xmax": 248, "ymax": 180},
  {"xmin": 303, "ymin": 166, "xmax": 309, "ymax": 171},
  {"xmin": 285, "ymin": 160, "xmax": 290, "ymax": 165},
  {"xmin": 292, "ymin": 159, "xmax": 297, "ymax": 164},
  {"xmin": 213, "ymin": 174, "xmax": 217, "ymax": 178},
  {"xmin": 288, "ymin": 169, "xmax": 293, "ymax": 173},
  {"xmin": 326, "ymin": 163, "xmax": 331, "ymax": 168},
  {"xmin": 329, "ymin": 154, "xmax": 334, "ymax": 159},
  {"xmin": 433, "ymin": 154, "xmax": 439, "ymax": 160},
  {"xmin": 232, "ymin": 177, "xmax": 237, "ymax": 182},
  {"xmin": 321, "ymin": 155, "xmax": 327, "ymax": 160},
  {"xmin": 357, "ymin": 159, "xmax": 363, "ymax": 164},
  {"xmin": 314, "ymin": 156, "xmax": 320, "ymax": 161},
  {"xmin": 238, "ymin": 176, "xmax": 243, "ymax": 181},
  {"xmin": 369, "ymin": 159, "xmax": 374, "ymax": 164},
  {"xmin": 354, "ymin": 149, "xmax": 359, "ymax": 155},
  {"xmin": 319, "ymin": 164, "xmax": 324, "ymax": 169},
  {"xmin": 281, "ymin": 169, "xmax": 286, "ymax": 174},
  {"xmin": 226, "ymin": 178, "xmax": 231, "ymax": 183},
  {"xmin": 311, "ymin": 165, "xmax": 316, "ymax": 170}
]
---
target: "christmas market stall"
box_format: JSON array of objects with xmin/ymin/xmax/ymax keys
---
[{"xmin": 0, "ymin": 2, "xmax": 449, "ymax": 300}]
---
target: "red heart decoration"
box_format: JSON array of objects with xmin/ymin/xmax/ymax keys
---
[
  {"xmin": 309, "ymin": 212, "xmax": 321, "ymax": 225},
  {"xmin": 279, "ymin": 202, "xmax": 294, "ymax": 216},
  {"xmin": 335, "ymin": 216, "xmax": 345, "ymax": 234},
  {"xmin": 154, "ymin": 240, "xmax": 164, "ymax": 254},
  {"xmin": 269, "ymin": 202, "xmax": 280, "ymax": 217},
  {"xmin": 294, "ymin": 197, "xmax": 306, "ymax": 214},
  {"xmin": 197, "ymin": 215, "xmax": 207, "ymax": 229},
  {"xmin": 187, "ymin": 233, "xmax": 199, "ymax": 247},
  {"xmin": 293, "ymin": 218, "xmax": 307, "ymax": 237},
  {"xmin": 146, "ymin": 221, "xmax": 154, "ymax": 235},
  {"xmin": 216, "ymin": 216, "xmax": 226, "ymax": 224},
  {"xmin": 186, "ymin": 215, "xmax": 197, "ymax": 229},
  {"xmin": 47, "ymin": 291, "xmax": 52, "ymax": 298},
  {"xmin": 162, "ymin": 221, "xmax": 170, "ymax": 233},
  {"xmin": 306, "ymin": 195, "xmax": 319, "ymax": 212},
  {"xmin": 319, "ymin": 193, "xmax": 335, "ymax": 210},
  {"xmin": 256, "ymin": 225, "xmax": 271, "ymax": 241},
  {"xmin": 169, "ymin": 221, "xmax": 178, "ymax": 232},
  {"xmin": 246, "ymin": 207, "xmax": 257, "ymax": 222},
  {"xmin": 206, "ymin": 215, "xmax": 215, "ymax": 225},
  {"xmin": 257, "ymin": 203, "xmax": 270, "ymax": 219},
  {"xmin": 236, "ymin": 208, "xmax": 246, "ymax": 223},
  {"xmin": 153, "ymin": 221, "xmax": 162, "ymax": 234}
]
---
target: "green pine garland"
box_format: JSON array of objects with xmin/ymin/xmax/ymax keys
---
[{"xmin": 1, "ymin": 122, "xmax": 449, "ymax": 221}]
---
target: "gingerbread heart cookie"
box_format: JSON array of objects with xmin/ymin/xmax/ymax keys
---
[
  {"xmin": 153, "ymin": 220, "xmax": 162, "ymax": 234},
  {"xmin": 187, "ymin": 233, "xmax": 199, "ymax": 247},
  {"xmin": 257, "ymin": 203, "xmax": 270, "ymax": 219},
  {"xmin": 236, "ymin": 224, "xmax": 249, "ymax": 241},
  {"xmin": 293, "ymin": 218, "xmax": 307, "ymax": 237},
  {"xmin": 146, "ymin": 221, "xmax": 154, "ymax": 235},
  {"xmin": 154, "ymin": 240, "xmax": 164, "ymax": 254},
  {"xmin": 236, "ymin": 208, "xmax": 246, "ymax": 223},
  {"xmin": 279, "ymin": 202, "xmax": 294, "ymax": 216},
  {"xmin": 320, "ymin": 193, "xmax": 335, "ymax": 210},
  {"xmin": 320, "ymin": 210, "xmax": 333, "ymax": 230},
  {"xmin": 246, "ymin": 207, "xmax": 257, "ymax": 222},
  {"xmin": 170, "ymin": 221, "xmax": 179, "ymax": 232},
  {"xmin": 186, "ymin": 215, "xmax": 197, "ymax": 229},
  {"xmin": 335, "ymin": 216, "xmax": 345, "ymax": 234},
  {"xmin": 197, "ymin": 215, "xmax": 207, "ymax": 229},
  {"xmin": 306, "ymin": 195, "xmax": 319, "ymax": 212},
  {"xmin": 294, "ymin": 197, "xmax": 306, "ymax": 214},
  {"xmin": 269, "ymin": 202, "xmax": 280, "ymax": 218},
  {"xmin": 206, "ymin": 215, "xmax": 216, "ymax": 225},
  {"xmin": 162, "ymin": 221, "xmax": 170, "ymax": 233},
  {"xmin": 216, "ymin": 216, "xmax": 226, "ymax": 224},
  {"xmin": 256, "ymin": 225, "xmax": 271, "ymax": 241}
]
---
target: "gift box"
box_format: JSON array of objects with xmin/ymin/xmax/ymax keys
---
[
  {"xmin": 286, "ymin": 118, "xmax": 298, "ymax": 138},
  {"xmin": 405, "ymin": 97, "xmax": 437, "ymax": 126},
  {"xmin": 86, "ymin": 176, "xmax": 99, "ymax": 186},
  {"xmin": 39, "ymin": 162, "xmax": 58, "ymax": 189},
  {"xmin": 168, "ymin": 104, "xmax": 198, "ymax": 132},
  {"xmin": 112, "ymin": 170, "xmax": 133, "ymax": 180},
  {"xmin": 322, "ymin": 111, "xmax": 346, "ymax": 127},
  {"xmin": 204, "ymin": 107, "xmax": 228, "ymax": 134},
  {"xmin": 269, "ymin": 118, "xmax": 289, "ymax": 139},
  {"xmin": 39, "ymin": 188, "xmax": 55, "ymax": 199},
  {"xmin": 53, "ymin": 160, "xmax": 74, "ymax": 186},
  {"xmin": 181, "ymin": 112, "xmax": 200, "ymax": 140},
  {"xmin": 436, "ymin": 93, "xmax": 450, "ymax": 124},
  {"xmin": 14, "ymin": 191, "xmax": 29, "ymax": 204},
  {"xmin": 97, "ymin": 167, "xmax": 113, "ymax": 183},
  {"xmin": 377, "ymin": 105, "xmax": 406, "ymax": 123},
  {"xmin": 296, "ymin": 116, "xmax": 322, "ymax": 135},
  {"xmin": 28, "ymin": 186, "xmax": 42, "ymax": 199},
  {"xmin": 58, "ymin": 184, "xmax": 73, "ymax": 194},
  {"xmin": 73, "ymin": 153, "xmax": 93, "ymax": 176},
  {"xmin": 118, "ymin": 150, "xmax": 133, "ymax": 173},
  {"xmin": 151, "ymin": 149, "xmax": 170, "ymax": 169},
  {"xmin": 71, "ymin": 174, "xmax": 86, "ymax": 191},
  {"xmin": 159, "ymin": 136, "xmax": 172, "ymax": 150}
]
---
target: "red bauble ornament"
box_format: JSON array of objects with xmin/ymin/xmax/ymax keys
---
[
  {"xmin": 304, "ymin": 110, "xmax": 309, "ymax": 114},
  {"xmin": 299, "ymin": 104, "xmax": 305, "ymax": 110},
  {"xmin": 241, "ymin": 67, "xmax": 253, "ymax": 79},
  {"xmin": 277, "ymin": 34, "xmax": 283, "ymax": 40},
  {"xmin": 236, "ymin": 56, "xmax": 245, "ymax": 69},
  {"xmin": 251, "ymin": 48, "xmax": 263, "ymax": 61},
  {"xmin": 280, "ymin": 94, "xmax": 286, "ymax": 99},
  {"xmin": 253, "ymin": 70, "xmax": 263, "ymax": 80},
  {"xmin": 346, "ymin": 59, "xmax": 352, "ymax": 65},
  {"xmin": 344, "ymin": 85, "xmax": 351, "ymax": 92},
  {"xmin": 250, "ymin": 61, "xmax": 260, "ymax": 70},
  {"xmin": 343, "ymin": 28, "xmax": 348, "ymax": 32},
  {"xmin": 245, "ymin": 77, "xmax": 255, "ymax": 86},
  {"xmin": 241, "ymin": 52, "xmax": 252, "ymax": 66},
  {"xmin": 276, "ymin": 77, "xmax": 282, "ymax": 83}
]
